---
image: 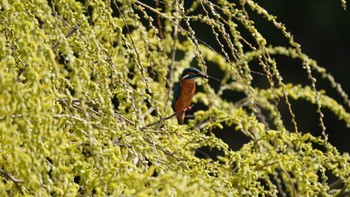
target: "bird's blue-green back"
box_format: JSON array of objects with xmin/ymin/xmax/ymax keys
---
[{"xmin": 172, "ymin": 82, "xmax": 181, "ymax": 110}]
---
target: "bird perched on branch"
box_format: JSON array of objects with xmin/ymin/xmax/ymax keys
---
[{"xmin": 172, "ymin": 67, "xmax": 219, "ymax": 124}]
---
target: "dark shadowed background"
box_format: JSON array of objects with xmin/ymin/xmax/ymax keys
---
[
  {"xmin": 185, "ymin": 0, "xmax": 350, "ymax": 155},
  {"xmin": 257, "ymin": 0, "xmax": 350, "ymax": 153}
]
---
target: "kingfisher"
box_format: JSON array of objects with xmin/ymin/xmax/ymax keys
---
[{"xmin": 172, "ymin": 67, "xmax": 219, "ymax": 124}]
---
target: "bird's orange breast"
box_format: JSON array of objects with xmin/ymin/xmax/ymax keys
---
[{"xmin": 174, "ymin": 79, "xmax": 196, "ymax": 124}]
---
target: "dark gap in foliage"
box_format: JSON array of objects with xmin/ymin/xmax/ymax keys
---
[
  {"xmin": 67, "ymin": 86, "xmax": 76, "ymax": 96},
  {"xmin": 90, "ymin": 72, "xmax": 96, "ymax": 81},
  {"xmin": 184, "ymin": 101, "xmax": 208, "ymax": 125},
  {"xmin": 183, "ymin": 0, "xmax": 195, "ymax": 11},
  {"xmin": 50, "ymin": 192, "xmax": 55, "ymax": 197},
  {"xmin": 278, "ymin": 98, "xmax": 306, "ymax": 133},
  {"xmin": 75, "ymin": 0, "xmax": 93, "ymax": 25},
  {"xmin": 206, "ymin": 61, "xmax": 224, "ymax": 92},
  {"xmin": 273, "ymin": 55, "xmax": 308, "ymax": 85},
  {"xmin": 131, "ymin": 2, "xmax": 158, "ymax": 33},
  {"xmin": 183, "ymin": 0, "xmax": 204, "ymax": 16},
  {"xmin": 221, "ymin": 89, "xmax": 246, "ymax": 104},
  {"xmin": 109, "ymin": 0, "xmax": 137, "ymax": 35},
  {"xmin": 74, "ymin": 175, "xmax": 81, "ymax": 184},
  {"xmin": 72, "ymin": 51, "xmax": 79, "ymax": 60},
  {"xmin": 16, "ymin": 68, "xmax": 27, "ymax": 83},
  {"xmin": 78, "ymin": 186, "xmax": 86, "ymax": 196},
  {"xmin": 86, "ymin": 5, "xmax": 94, "ymax": 26},
  {"xmin": 149, "ymin": 0, "xmax": 167, "ymax": 39},
  {"xmin": 145, "ymin": 87, "xmax": 154, "ymax": 96},
  {"xmin": 110, "ymin": 0, "xmax": 121, "ymax": 18},
  {"xmin": 194, "ymin": 146, "xmax": 225, "ymax": 161},
  {"xmin": 57, "ymin": 54, "xmax": 76, "ymax": 96},
  {"xmin": 257, "ymin": 177, "xmax": 270, "ymax": 192},
  {"xmin": 246, "ymin": 6, "xmax": 290, "ymax": 48},
  {"xmin": 46, "ymin": 157, "xmax": 53, "ymax": 165},
  {"xmin": 268, "ymin": 170, "xmax": 289, "ymax": 195},
  {"xmin": 46, "ymin": 157, "xmax": 53, "ymax": 180},
  {"xmin": 322, "ymin": 108, "xmax": 350, "ymax": 153},
  {"xmin": 309, "ymin": 140, "xmax": 327, "ymax": 154},
  {"xmin": 75, "ymin": 0, "xmax": 86, "ymax": 4},
  {"xmin": 91, "ymin": 188, "xmax": 96, "ymax": 196},
  {"xmin": 287, "ymin": 99, "xmax": 321, "ymax": 134},
  {"xmin": 178, "ymin": 20, "xmax": 190, "ymax": 35},
  {"xmin": 166, "ymin": 50, "xmax": 186, "ymax": 89},
  {"xmin": 145, "ymin": 98, "xmax": 157, "ymax": 117},
  {"xmin": 112, "ymin": 38, "xmax": 119, "ymax": 48},
  {"xmin": 174, "ymin": 49, "xmax": 186, "ymax": 63},
  {"xmin": 81, "ymin": 142, "xmax": 94, "ymax": 158},
  {"xmin": 176, "ymin": 34, "xmax": 190, "ymax": 46},
  {"xmin": 146, "ymin": 160, "xmax": 159, "ymax": 177},
  {"xmin": 190, "ymin": 53, "xmax": 202, "ymax": 71},
  {"xmin": 231, "ymin": 162, "xmax": 239, "ymax": 173},
  {"xmin": 212, "ymin": 123, "xmax": 251, "ymax": 151},
  {"xmin": 126, "ymin": 69, "xmax": 138, "ymax": 90},
  {"xmin": 276, "ymin": 97, "xmax": 294, "ymax": 132},
  {"xmin": 231, "ymin": 17, "xmax": 258, "ymax": 53},
  {"xmin": 136, "ymin": 0, "xmax": 167, "ymax": 38},
  {"xmin": 57, "ymin": 53, "xmax": 69, "ymax": 66},
  {"xmin": 254, "ymin": 105, "xmax": 275, "ymax": 130},
  {"xmin": 195, "ymin": 84, "xmax": 206, "ymax": 96},
  {"xmin": 325, "ymin": 169, "xmax": 344, "ymax": 192},
  {"xmin": 187, "ymin": 19, "xmax": 230, "ymax": 60},
  {"xmin": 127, "ymin": 70, "xmax": 135, "ymax": 81},
  {"xmin": 250, "ymin": 59, "xmax": 271, "ymax": 89},
  {"xmin": 123, "ymin": 105, "xmax": 132, "ymax": 114},
  {"xmin": 312, "ymin": 70, "xmax": 350, "ymax": 112},
  {"xmin": 122, "ymin": 25, "xmax": 136, "ymax": 37},
  {"xmin": 147, "ymin": 67, "xmax": 158, "ymax": 81},
  {"xmin": 47, "ymin": 0, "xmax": 55, "ymax": 16},
  {"xmin": 35, "ymin": 16, "xmax": 44, "ymax": 29},
  {"xmin": 111, "ymin": 95, "xmax": 120, "ymax": 111}
]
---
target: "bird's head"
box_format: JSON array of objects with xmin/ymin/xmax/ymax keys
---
[{"xmin": 180, "ymin": 67, "xmax": 219, "ymax": 81}]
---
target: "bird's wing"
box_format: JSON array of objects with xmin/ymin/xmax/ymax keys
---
[{"xmin": 172, "ymin": 82, "xmax": 181, "ymax": 110}]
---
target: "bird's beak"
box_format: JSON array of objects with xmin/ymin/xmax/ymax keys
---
[
  {"xmin": 198, "ymin": 73, "xmax": 220, "ymax": 81},
  {"xmin": 208, "ymin": 75, "xmax": 220, "ymax": 81}
]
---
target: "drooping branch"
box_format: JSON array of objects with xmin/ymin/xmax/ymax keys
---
[
  {"xmin": 0, "ymin": 169, "xmax": 24, "ymax": 194},
  {"xmin": 51, "ymin": 24, "xmax": 80, "ymax": 49}
]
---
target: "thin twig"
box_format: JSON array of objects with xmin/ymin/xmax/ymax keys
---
[
  {"xmin": 167, "ymin": 0, "xmax": 182, "ymax": 99},
  {"xmin": 112, "ymin": 0, "xmax": 143, "ymax": 76},
  {"xmin": 0, "ymin": 169, "xmax": 24, "ymax": 194},
  {"xmin": 141, "ymin": 105, "xmax": 194, "ymax": 129},
  {"xmin": 155, "ymin": 0, "xmax": 164, "ymax": 38},
  {"xmin": 51, "ymin": 24, "xmax": 80, "ymax": 49},
  {"xmin": 135, "ymin": 0, "xmax": 218, "ymax": 53},
  {"xmin": 329, "ymin": 178, "xmax": 343, "ymax": 189},
  {"xmin": 282, "ymin": 169, "xmax": 297, "ymax": 197}
]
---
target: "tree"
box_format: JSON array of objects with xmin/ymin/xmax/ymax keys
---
[{"xmin": 0, "ymin": 0, "xmax": 349, "ymax": 196}]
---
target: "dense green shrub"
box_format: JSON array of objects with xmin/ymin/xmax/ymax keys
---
[{"xmin": 0, "ymin": 0, "xmax": 349, "ymax": 196}]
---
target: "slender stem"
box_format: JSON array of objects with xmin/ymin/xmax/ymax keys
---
[
  {"xmin": 141, "ymin": 105, "xmax": 194, "ymax": 129},
  {"xmin": 0, "ymin": 169, "xmax": 24, "ymax": 194},
  {"xmin": 155, "ymin": 0, "xmax": 164, "ymax": 38},
  {"xmin": 167, "ymin": 0, "xmax": 182, "ymax": 99},
  {"xmin": 51, "ymin": 24, "xmax": 80, "ymax": 49}
]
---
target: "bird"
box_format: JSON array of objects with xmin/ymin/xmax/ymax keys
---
[{"xmin": 172, "ymin": 67, "xmax": 219, "ymax": 124}]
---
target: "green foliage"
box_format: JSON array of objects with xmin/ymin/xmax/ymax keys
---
[{"xmin": 0, "ymin": 0, "xmax": 349, "ymax": 196}]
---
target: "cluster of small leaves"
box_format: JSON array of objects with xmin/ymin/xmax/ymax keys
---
[{"xmin": 0, "ymin": 0, "xmax": 349, "ymax": 196}]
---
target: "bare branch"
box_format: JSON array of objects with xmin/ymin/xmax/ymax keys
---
[{"xmin": 0, "ymin": 169, "xmax": 24, "ymax": 194}]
